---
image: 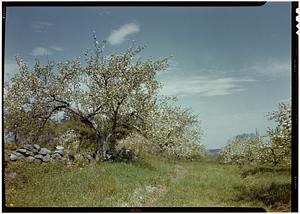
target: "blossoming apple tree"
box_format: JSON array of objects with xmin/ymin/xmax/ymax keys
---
[{"xmin": 4, "ymin": 35, "xmax": 205, "ymax": 159}]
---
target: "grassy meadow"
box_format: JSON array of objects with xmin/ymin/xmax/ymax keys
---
[{"xmin": 5, "ymin": 156, "xmax": 291, "ymax": 211}]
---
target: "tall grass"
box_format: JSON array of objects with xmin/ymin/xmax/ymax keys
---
[
  {"xmin": 5, "ymin": 156, "xmax": 175, "ymax": 207},
  {"xmin": 5, "ymin": 157, "xmax": 291, "ymax": 211}
]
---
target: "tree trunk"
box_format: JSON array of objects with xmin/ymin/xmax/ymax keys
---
[
  {"xmin": 95, "ymin": 130, "xmax": 103, "ymax": 158},
  {"xmin": 270, "ymin": 148, "xmax": 279, "ymax": 166},
  {"xmin": 14, "ymin": 132, "xmax": 18, "ymax": 144},
  {"xmin": 94, "ymin": 130, "xmax": 114, "ymax": 161}
]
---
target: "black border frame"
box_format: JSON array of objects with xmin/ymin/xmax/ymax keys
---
[
  {"xmin": 291, "ymin": 1, "xmax": 298, "ymax": 212},
  {"xmin": 1, "ymin": 1, "xmax": 298, "ymax": 213}
]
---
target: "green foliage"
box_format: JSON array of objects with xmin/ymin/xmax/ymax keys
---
[{"xmin": 58, "ymin": 115, "xmax": 96, "ymax": 153}]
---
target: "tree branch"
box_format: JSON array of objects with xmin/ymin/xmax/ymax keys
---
[
  {"xmin": 34, "ymin": 104, "xmax": 67, "ymax": 142},
  {"xmin": 88, "ymin": 104, "xmax": 103, "ymax": 118},
  {"xmin": 51, "ymin": 94, "xmax": 70, "ymax": 106},
  {"xmin": 116, "ymin": 123, "xmax": 143, "ymax": 134},
  {"xmin": 51, "ymin": 94, "xmax": 100, "ymax": 132}
]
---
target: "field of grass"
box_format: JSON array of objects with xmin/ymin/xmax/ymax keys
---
[{"xmin": 5, "ymin": 156, "xmax": 291, "ymax": 211}]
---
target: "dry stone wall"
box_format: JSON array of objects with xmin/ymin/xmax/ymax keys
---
[
  {"xmin": 6, "ymin": 144, "xmax": 139, "ymax": 164},
  {"xmin": 8, "ymin": 144, "xmax": 66, "ymax": 163}
]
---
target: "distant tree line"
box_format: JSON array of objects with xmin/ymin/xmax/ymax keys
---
[{"xmin": 219, "ymin": 102, "xmax": 291, "ymax": 166}]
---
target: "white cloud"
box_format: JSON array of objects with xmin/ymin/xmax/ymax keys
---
[
  {"xmin": 50, "ymin": 45, "xmax": 64, "ymax": 51},
  {"xmin": 160, "ymin": 76, "xmax": 256, "ymax": 97},
  {"xmin": 30, "ymin": 47, "xmax": 52, "ymax": 57},
  {"xmin": 107, "ymin": 23, "xmax": 140, "ymax": 45},
  {"xmin": 32, "ymin": 21, "xmax": 53, "ymax": 33},
  {"xmin": 246, "ymin": 58, "xmax": 291, "ymax": 78}
]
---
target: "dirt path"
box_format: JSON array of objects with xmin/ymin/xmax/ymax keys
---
[{"xmin": 118, "ymin": 163, "xmax": 187, "ymax": 207}]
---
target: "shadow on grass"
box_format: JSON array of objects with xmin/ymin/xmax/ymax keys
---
[
  {"xmin": 130, "ymin": 159, "xmax": 157, "ymax": 171},
  {"xmin": 234, "ymin": 182, "xmax": 291, "ymax": 212},
  {"xmin": 5, "ymin": 161, "xmax": 30, "ymax": 190},
  {"xmin": 241, "ymin": 166, "xmax": 291, "ymax": 178}
]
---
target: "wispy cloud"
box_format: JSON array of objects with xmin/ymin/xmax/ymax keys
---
[
  {"xmin": 160, "ymin": 76, "xmax": 256, "ymax": 97},
  {"xmin": 246, "ymin": 58, "xmax": 291, "ymax": 78},
  {"xmin": 32, "ymin": 21, "xmax": 53, "ymax": 33},
  {"xmin": 30, "ymin": 45, "xmax": 64, "ymax": 57},
  {"xmin": 98, "ymin": 9, "xmax": 111, "ymax": 16},
  {"xmin": 50, "ymin": 45, "xmax": 64, "ymax": 51},
  {"xmin": 107, "ymin": 23, "xmax": 140, "ymax": 45},
  {"xmin": 30, "ymin": 47, "xmax": 52, "ymax": 57}
]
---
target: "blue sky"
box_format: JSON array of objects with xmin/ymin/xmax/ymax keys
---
[{"xmin": 4, "ymin": 3, "xmax": 291, "ymax": 149}]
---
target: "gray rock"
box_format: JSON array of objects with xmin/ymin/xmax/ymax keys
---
[
  {"xmin": 33, "ymin": 158, "xmax": 42, "ymax": 164},
  {"xmin": 42, "ymin": 154, "xmax": 51, "ymax": 162},
  {"xmin": 54, "ymin": 150, "xmax": 65, "ymax": 156},
  {"xmin": 116, "ymin": 148, "xmax": 137, "ymax": 161},
  {"xmin": 16, "ymin": 148, "xmax": 27, "ymax": 154},
  {"xmin": 34, "ymin": 154, "xmax": 44, "ymax": 160},
  {"xmin": 26, "ymin": 156, "xmax": 35, "ymax": 163},
  {"xmin": 22, "ymin": 144, "xmax": 34, "ymax": 150},
  {"xmin": 10, "ymin": 154, "xmax": 19, "ymax": 161},
  {"xmin": 31, "ymin": 148, "xmax": 39, "ymax": 154},
  {"xmin": 39, "ymin": 148, "xmax": 51, "ymax": 155},
  {"xmin": 56, "ymin": 146, "xmax": 64, "ymax": 150},
  {"xmin": 12, "ymin": 151, "xmax": 25, "ymax": 157},
  {"xmin": 33, "ymin": 144, "xmax": 41, "ymax": 150},
  {"xmin": 51, "ymin": 153, "xmax": 62, "ymax": 160},
  {"xmin": 8, "ymin": 172, "xmax": 17, "ymax": 179},
  {"xmin": 26, "ymin": 148, "xmax": 36, "ymax": 153},
  {"xmin": 25, "ymin": 151, "xmax": 34, "ymax": 157}
]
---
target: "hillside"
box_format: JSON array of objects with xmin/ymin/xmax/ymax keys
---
[{"xmin": 207, "ymin": 149, "xmax": 221, "ymax": 158}]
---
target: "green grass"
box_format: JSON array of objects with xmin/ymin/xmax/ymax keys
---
[{"xmin": 5, "ymin": 157, "xmax": 291, "ymax": 211}]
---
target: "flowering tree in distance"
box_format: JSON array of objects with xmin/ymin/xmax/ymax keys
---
[
  {"xmin": 266, "ymin": 102, "xmax": 291, "ymax": 165},
  {"xmin": 219, "ymin": 102, "xmax": 292, "ymax": 166},
  {"xmin": 218, "ymin": 133, "xmax": 265, "ymax": 165}
]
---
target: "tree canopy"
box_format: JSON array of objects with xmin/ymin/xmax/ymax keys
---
[{"xmin": 4, "ymin": 36, "xmax": 204, "ymax": 160}]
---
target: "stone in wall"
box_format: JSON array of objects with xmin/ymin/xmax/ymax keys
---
[{"xmin": 8, "ymin": 144, "xmax": 66, "ymax": 164}]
